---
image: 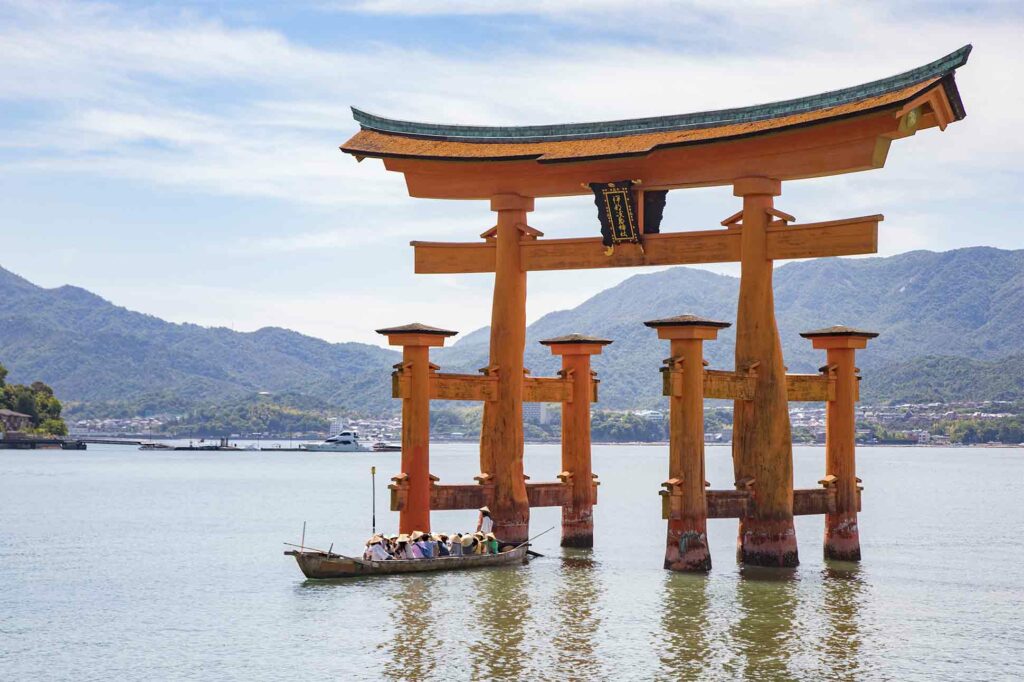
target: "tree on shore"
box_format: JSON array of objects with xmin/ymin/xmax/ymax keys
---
[{"xmin": 0, "ymin": 362, "xmax": 68, "ymax": 436}]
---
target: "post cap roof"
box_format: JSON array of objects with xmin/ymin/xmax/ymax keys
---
[
  {"xmin": 538, "ymin": 333, "xmax": 613, "ymax": 346},
  {"xmin": 799, "ymin": 325, "xmax": 879, "ymax": 339},
  {"xmin": 643, "ymin": 314, "xmax": 732, "ymax": 329},
  {"xmin": 375, "ymin": 323, "xmax": 458, "ymax": 337}
]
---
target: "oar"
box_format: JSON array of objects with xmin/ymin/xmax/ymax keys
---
[
  {"xmin": 282, "ymin": 541, "xmax": 356, "ymax": 559},
  {"xmin": 512, "ymin": 526, "xmax": 555, "ymax": 558}
]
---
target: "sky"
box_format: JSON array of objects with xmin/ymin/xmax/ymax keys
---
[{"xmin": 1, "ymin": 0, "xmax": 1021, "ymax": 347}]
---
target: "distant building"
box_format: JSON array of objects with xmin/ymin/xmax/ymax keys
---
[
  {"xmin": 0, "ymin": 409, "xmax": 32, "ymax": 433},
  {"xmin": 328, "ymin": 417, "xmax": 345, "ymax": 435},
  {"xmin": 523, "ymin": 402, "xmax": 556, "ymax": 425}
]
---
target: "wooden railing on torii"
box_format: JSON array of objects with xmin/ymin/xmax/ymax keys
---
[
  {"xmin": 379, "ymin": 323, "xmax": 607, "ymax": 546},
  {"xmin": 646, "ymin": 315, "xmax": 874, "ymax": 571}
]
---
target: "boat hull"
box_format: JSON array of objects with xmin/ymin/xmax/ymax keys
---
[
  {"xmin": 285, "ymin": 544, "xmax": 529, "ymax": 579},
  {"xmin": 299, "ymin": 444, "xmax": 371, "ymax": 452}
]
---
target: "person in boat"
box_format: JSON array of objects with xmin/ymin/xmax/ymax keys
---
[
  {"xmin": 448, "ymin": 533, "xmax": 463, "ymax": 557},
  {"xmin": 423, "ymin": 533, "xmax": 439, "ymax": 558},
  {"xmin": 434, "ymin": 533, "xmax": 450, "ymax": 557},
  {"xmin": 394, "ymin": 534, "xmax": 413, "ymax": 560},
  {"xmin": 410, "ymin": 531, "xmax": 429, "ymax": 558},
  {"xmin": 461, "ymin": 533, "xmax": 477, "ymax": 555},
  {"xmin": 476, "ymin": 506, "xmax": 494, "ymax": 535},
  {"xmin": 485, "ymin": 532, "xmax": 499, "ymax": 555},
  {"xmin": 472, "ymin": 532, "xmax": 488, "ymax": 554},
  {"xmin": 368, "ymin": 536, "xmax": 393, "ymax": 561}
]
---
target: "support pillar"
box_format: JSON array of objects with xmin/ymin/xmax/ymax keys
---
[
  {"xmin": 731, "ymin": 177, "xmax": 798, "ymax": 567},
  {"xmin": 646, "ymin": 315, "xmax": 730, "ymax": 572},
  {"xmin": 801, "ymin": 325, "xmax": 878, "ymax": 561},
  {"xmin": 480, "ymin": 194, "xmax": 534, "ymax": 543},
  {"xmin": 376, "ymin": 323, "xmax": 457, "ymax": 535},
  {"xmin": 540, "ymin": 333, "xmax": 612, "ymax": 548}
]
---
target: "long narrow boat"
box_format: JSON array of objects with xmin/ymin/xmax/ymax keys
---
[{"xmin": 284, "ymin": 543, "xmax": 530, "ymax": 579}]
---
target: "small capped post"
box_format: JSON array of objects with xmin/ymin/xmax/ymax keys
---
[
  {"xmin": 376, "ymin": 323, "xmax": 457, "ymax": 534},
  {"xmin": 800, "ymin": 325, "xmax": 878, "ymax": 562},
  {"xmin": 645, "ymin": 314, "xmax": 731, "ymax": 572},
  {"xmin": 540, "ymin": 333, "xmax": 612, "ymax": 548}
]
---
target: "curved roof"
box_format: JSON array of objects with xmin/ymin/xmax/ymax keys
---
[{"xmin": 342, "ymin": 46, "xmax": 970, "ymax": 164}]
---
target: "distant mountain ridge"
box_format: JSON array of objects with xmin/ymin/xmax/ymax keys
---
[
  {"xmin": 0, "ymin": 267, "xmax": 400, "ymax": 414},
  {"xmin": 0, "ymin": 246, "xmax": 1021, "ymax": 414},
  {"xmin": 436, "ymin": 247, "xmax": 1024, "ymax": 407}
]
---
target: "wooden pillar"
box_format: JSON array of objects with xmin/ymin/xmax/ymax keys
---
[
  {"xmin": 646, "ymin": 315, "xmax": 730, "ymax": 572},
  {"xmin": 479, "ymin": 194, "xmax": 534, "ymax": 543},
  {"xmin": 801, "ymin": 326, "xmax": 878, "ymax": 561},
  {"xmin": 376, "ymin": 323, "xmax": 456, "ymax": 534},
  {"xmin": 731, "ymin": 177, "xmax": 798, "ymax": 567},
  {"xmin": 540, "ymin": 334, "xmax": 612, "ymax": 548}
]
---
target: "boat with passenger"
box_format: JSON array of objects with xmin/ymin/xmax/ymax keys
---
[
  {"xmin": 285, "ymin": 542, "xmax": 530, "ymax": 579},
  {"xmin": 300, "ymin": 430, "xmax": 370, "ymax": 452}
]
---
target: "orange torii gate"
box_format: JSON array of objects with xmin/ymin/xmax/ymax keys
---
[{"xmin": 346, "ymin": 46, "xmax": 970, "ymax": 568}]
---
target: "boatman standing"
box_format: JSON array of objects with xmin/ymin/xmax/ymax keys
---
[{"xmin": 476, "ymin": 506, "xmax": 494, "ymax": 535}]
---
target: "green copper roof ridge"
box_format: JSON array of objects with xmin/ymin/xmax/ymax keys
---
[{"xmin": 351, "ymin": 45, "xmax": 971, "ymax": 143}]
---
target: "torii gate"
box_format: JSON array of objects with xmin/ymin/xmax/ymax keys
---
[{"xmin": 345, "ymin": 46, "xmax": 970, "ymax": 568}]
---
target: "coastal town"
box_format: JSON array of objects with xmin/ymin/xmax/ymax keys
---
[{"xmin": 64, "ymin": 399, "xmax": 1023, "ymax": 446}]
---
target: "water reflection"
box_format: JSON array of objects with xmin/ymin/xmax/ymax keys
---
[
  {"xmin": 819, "ymin": 561, "xmax": 866, "ymax": 679},
  {"xmin": 468, "ymin": 565, "xmax": 532, "ymax": 680},
  {"xmin": 378, "ymin": 576, "xmax": 443, "ymax": 680},
  {"xmin": 551, "ymin": 551, "xmax": 603, "ymax": 680},
  {"xmin": 731, "ymin": 567, "xmax": 799, "ymax": 680},
  {"xmin": 657, "ymin": 572, "xmax": 711, "ymax": 679}
]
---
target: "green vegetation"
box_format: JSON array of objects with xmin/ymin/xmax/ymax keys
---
[
  {"xmin": 2, "ymin": 247, "xmax": 1024, "ymax": 425},
  {"xmin": 159, "ymin": 399, "xmax": 330, "ymax": 438},
  {"xmin": 591, "ymin": 411, "xmax": 664, "ymax": 442},
  {"xmin": 0, "ymin": 361, "xmax": 68, "ymax": 435},
  {"xmin": 859, "ymin": 421, "xmax": 917, "ymax": 445},
  {"xmin": 930, "ymin": 416, "xmax": 1024, "ymax": 444}
]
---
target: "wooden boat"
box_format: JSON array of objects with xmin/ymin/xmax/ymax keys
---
[{"xmin": 284, "ymin": 543, "xmax": 530, "ymax": 579}]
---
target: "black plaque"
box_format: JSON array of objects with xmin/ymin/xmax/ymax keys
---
[{"xmin": 589, "ymin": 180, "xmax": 639, "ymax": 250}]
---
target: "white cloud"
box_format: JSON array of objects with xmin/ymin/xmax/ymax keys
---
[{"xmin": 0, "ymin": 0, "xmax": 1020, "ymax": 344}]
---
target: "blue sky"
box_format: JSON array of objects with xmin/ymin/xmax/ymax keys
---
[{"xmin": 1, "ymin": 1, "xmax": 1021, "ymax": 346}]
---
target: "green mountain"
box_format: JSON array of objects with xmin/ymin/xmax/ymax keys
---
[
  {"xmin": 0, "ymin": 246, "xmax": 1020, "ymax": 415},
  {"xmin": 0, "ymin": 267, "xmax": 400, "ymax": 415},
  {"xmin": 436, "ymin": 247, "xmax": 1024, "ymax": 408}
]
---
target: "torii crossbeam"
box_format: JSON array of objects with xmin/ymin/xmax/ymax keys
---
[{"xmin": 343, "ymin": 46, "xmax": 971, "ymax": 567}]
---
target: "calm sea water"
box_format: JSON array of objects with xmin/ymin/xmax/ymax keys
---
[{"xmin": 1, "ymin": 443, "xmax": 1022, "ymax": 681}]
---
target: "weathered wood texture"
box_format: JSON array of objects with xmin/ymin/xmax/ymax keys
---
[
  {"xmin": 793, "ymin": 487, "xmax": 838, "ymax": 516},
  {"xmin": 523, "ymin": 376, "xmax": 573, "ymax": 403},
  {"xmin": 785, "ymin": 374, "xmax": 835, "ymax": 402},
  {"xmin": 393, "ymin": 372, "xmax": 498, "ymax": 401},
  {"xmin": 661, "ymin": 368, "xmax": 850, "ymax": 402},
  {"xmin": 555, "ymin": 350, "xmax": 600, "ymax": 547},
  {"xmin": 825, "ymin": 344, "xmax": 863, "ymax": 560},
  {"xmin": 411, "ymin": 216, "xmax": 880, "ymax": 274},
  {"xmin": 429, "ymin": 483, "xmax": 491, "ymax": 511},
  {"xmin": 392, "ymin": 372, "xmax": 590, "ymax": 403},
  {"xmin": 666, "ymin": 337, "xmax": 713, "ymax": 571},
  {"xmin": 479, "ymin": 195, "xmax": 532, "ymax": 543},
  {"xmin": 732, "ymin": 178, "xmax": 799, "ymax": 567},
  {"xmin": 765, "ymin": 216, "xmax": 879, "ymax": 260},
  {"xmin": 401, "ymin": 345, "xmax": 432, "ymax": 533},
  {"xmin": 706, "ymin": 490, "xmax": 752, "ymax": 518},
  {"xmin": 661, "ymin": 487, "xmax": 842, "ymax": 519},
  {"xmin": 404, "ymin": 481, "xmax": 598, "ymax": 511}
]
